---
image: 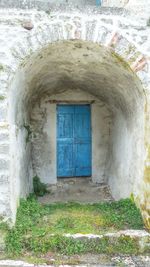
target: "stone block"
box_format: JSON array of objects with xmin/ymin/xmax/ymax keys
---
[
  {"xmin": 0, "ymin": 132, "xmax": 9, "ymax": 143},
  {"xmin": 0, "ymin": 200, "xmax": 9, "ymax": 218},
  {"xmin": 0, "ymin": 173, "xmax": 8, "ymax": 184},
  {"xmin": 0, "ymin": 144, "xmax": 9, "ymax": 154},
  {"xmin": 0, "ymin": 158, "xmax": 9, "ymax": 170},
  {"xmin": 0, "ymin": 105, "xmax": 7, "ymax": 122}
]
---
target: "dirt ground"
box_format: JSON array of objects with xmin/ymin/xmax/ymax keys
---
[{"xmin": 39, "ymin": 178, "xmax": 113, "ymax": 204}]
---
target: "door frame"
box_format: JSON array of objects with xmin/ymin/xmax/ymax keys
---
[{"xmin": 45, "ymin": 99, "xmax": 107, "ymax": 185}]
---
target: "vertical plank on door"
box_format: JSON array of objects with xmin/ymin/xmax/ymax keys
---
[
  {"xmin": 74, "ymin": 105, "xmax": 91, "ymax": 176},
  {"xmin": 57, "ymin": 105, "xmax": 74, "ymax": 177}
]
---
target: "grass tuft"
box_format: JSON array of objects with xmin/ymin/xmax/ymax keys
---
[{"xmin": 5, "ymin": 196, "xmax": 144, "ymax": 257}]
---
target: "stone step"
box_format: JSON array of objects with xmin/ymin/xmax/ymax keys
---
[
  {"xmin": 42, "ymin": 179, "xmax": 114, "ymax": 204},
  {"xmin": 0, "ymin": 230, "xmax": 149, "ymax": 266}
]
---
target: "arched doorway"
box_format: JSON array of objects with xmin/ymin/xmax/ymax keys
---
[
  {"xmin": 0, "ymin": 8, "xmax": 149, "ymax": 228},
  {"xmin": 8, "ymin": 40, "xmax": 146, "ymax": 222}
]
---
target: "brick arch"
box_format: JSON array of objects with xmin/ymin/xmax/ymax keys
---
[
  {"xmin": 0, "ymin": 11, "xmax": 149, "ymax": 228},
  {"xmin": 3, "ymin": 13, "xmax": 149, "ymax": 87}
]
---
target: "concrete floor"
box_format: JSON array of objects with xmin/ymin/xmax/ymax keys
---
[{"xmin": 39, "ymin": 177, "xmax": 113, "ymax": 204}]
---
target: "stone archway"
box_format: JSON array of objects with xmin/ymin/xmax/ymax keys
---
[{"xmin": 0, "ymin": 10, "xmax": 149, "ymax": 228}]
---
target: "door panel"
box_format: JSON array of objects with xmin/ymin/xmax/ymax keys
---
[
  {"xmin": 57, "ymin": 141, "xmax": 74, "ymax": 177},
  {"xmin": 57, "ymin": 105, "xmax": 91, "ymax": 177},
  {"xmin": 75, "ymin": 105, "xmax": 91, "ymax": 138},
  {"xmin": 74, "ymin": 105, "xmax": 91, "ymax": 176},
  {"xmin": 57, "ymin": 106, "xmax": 74, "ymax": 177},
  {"xmin": 75, "ymin": 142, "xmax": 91, "ymax": 176},
  {"xmin": 58, "ymin": 114, "xmax": 73, "ymax": 138}
]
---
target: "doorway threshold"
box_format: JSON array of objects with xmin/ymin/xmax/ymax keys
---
[{"xmin": 39, "ymin": 177, "xmax": 113, "ymax": 204}]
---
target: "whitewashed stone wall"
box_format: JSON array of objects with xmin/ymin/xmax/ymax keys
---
[
  {"xmin": 0, "ymin": 0, "xmax": 149, "ymax": 9},
  {"xmin": 0, "ymin": 1, "xmax": 149, "ymax": 228}
]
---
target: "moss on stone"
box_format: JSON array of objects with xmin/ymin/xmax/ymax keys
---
[
  {"xmin": 0, "ymin": 95, "xmax": 5, "ymax": 101},
  {"xmin": 33, "ymin": 175, "xmax": 48, "ymax": 196},
  {"xmin": 0, "ymin": 64, "xmax": 4, "ymax": 71},
  {"xmin": 24, "ymin": 124, "xmax": 32, "ymax": 143},
  {"xmin": 140, "ymin": 200, "xmax": 150, "ymax": 230},
  {"xmin": 144, "ymin": 165, "xmax": 150, "ymax": 183},
  {"xmin": 138, "ymin": 101, "xmax": 150, "ymax": 230},
  {"xmin": 147, "ymin": 18, "xmax": 150, "ymax": 27},
  {"xmin": 111, "ymin": 51, "xmax": 132, "ymax": 71},
  {"xmin": 143, "ymin": 145, "xmax": 150, "ymax": 183},
  {"xmin": 45, "ymin": 10, "xmax": 51, "ymax": 15}
]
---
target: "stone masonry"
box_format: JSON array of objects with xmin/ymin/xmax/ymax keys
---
[{"xmin": 0, "ymin": 0, "xmax": 149, "ymax": 229}]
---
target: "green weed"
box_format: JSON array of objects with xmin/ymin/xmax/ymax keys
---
[
  {"xmin": 0, "ymin": 65, "xmax": 4, "ymax": 71},
  {"xmin": 0, "ymin": 95, "xmax": 5, "ymax": 100},
  {"xmin": 5, "ymin": 197, "xmax": 144, "ymax": 257},
  {"xmin": 24, "ymin": 124, "xmax": 32, "ymax": 143},
  {"xmin": 147, "ymin": 18, "xmax": 150, "ymax": 27},
  {"xmin": 21, "ymin": 235, "xmax": 139, "ymax": 255},
  {"xmin": 33, "ymin": 176, "xmax": 48, "ymax": 197}
]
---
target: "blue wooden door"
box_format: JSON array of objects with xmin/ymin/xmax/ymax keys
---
[
  {"xmin": 96, "ymin": 0, "xmax": 101, "ymax": 6},
  {"xmin": 57, "ymin": 105, "xmax": 91, "ymax": 177}
]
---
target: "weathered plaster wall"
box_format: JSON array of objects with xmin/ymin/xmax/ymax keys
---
[
  {"xmin": 0, "ymin": 5, "xmax": 149, "ymax": 227},
  {"xmin": 108, "ymin": 110, "xmax": 145, "ymax": 200},
  {"xmin": 31, "ymin": 101, "xmax": 57, "ymax": 184},
  {"xmin": 8, "ymin": 68, "xmax": 33, "ymax": 222},
  {"xmin": 92, "ymin": 100, "xmax": 111, "ymax": 183},
  {"xmin": 30, "ymin": 89, "xmax": 112, "ymax": 184},
  {"xmin": 108, "ymin": 112, "xmax": 133, "ymax": 199}
]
